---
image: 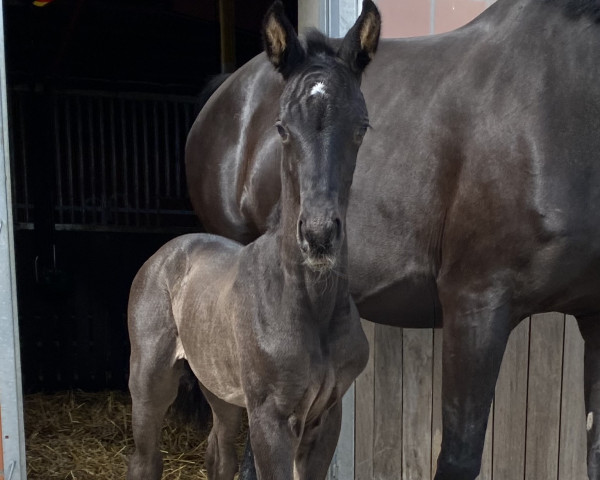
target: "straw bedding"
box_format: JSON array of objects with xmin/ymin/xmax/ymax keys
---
[{"xmin": 24, "ymin": 390, "xmax": 246, "ymax": 479}]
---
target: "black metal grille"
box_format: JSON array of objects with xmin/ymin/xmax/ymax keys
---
[{"xmin": 9, "ymin": 88, "xmax": 201, "ymax": 231}]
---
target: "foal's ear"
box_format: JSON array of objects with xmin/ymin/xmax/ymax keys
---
[
  {"xmin": 262, "ymin": 1, "xmax": 306, "ymax": 79},
  {"xmin": 337, "ymin": 0, "xmax": 381, "ymax": 77}
]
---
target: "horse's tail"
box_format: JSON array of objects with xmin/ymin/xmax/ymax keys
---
[
  {"xmin": 169, "ymin": 360, "xmax": 211, "ymax": 429},
  {"xmin": 196, "ymin": 74, "xmax": 231, "ymax": 113}
]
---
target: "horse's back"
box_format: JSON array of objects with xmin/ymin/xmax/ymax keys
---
[
  {"xmin": 184, "ymin": 0, "xmax": 600, "ymax": 323},
  {"xmin": 185, "ymin": 55, "xmax": 283, "ymax": 244},
  {"xmin": 128, "ymin": 233, "xmax": 242, "ymax": 331}
]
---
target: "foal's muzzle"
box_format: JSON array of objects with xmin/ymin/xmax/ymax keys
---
[{"xmin": 297, "ymin": 215, "xmax": 342, "ymax": 271}]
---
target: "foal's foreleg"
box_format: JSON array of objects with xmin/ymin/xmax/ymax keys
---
[
  {"xmin": 247, "ymin": 400, "xmax": 300, "ymax": 480},
  {"xmin": 576, "ymin": 314, "xmax": 600, "ymax": 480},
  {"xmin": 434, "ymin": 299, "xmax": 511, "ymax": 480},
  {"xmin": 295, "ymin": 403, "xmax": 342, "ymax": 480}
]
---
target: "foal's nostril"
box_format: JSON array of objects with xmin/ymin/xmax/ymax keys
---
[
  {"xmin": 297, "ymin": 219, "xmax": 305, "ymax": 244},
  {"xmin": 299, "ymin": 218, "xmax": 339, "ymax": 254}
]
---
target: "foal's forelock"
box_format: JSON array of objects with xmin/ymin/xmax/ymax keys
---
[{"xmin": 281, "ymin": 60, "xmax": 366, "ymax": 128}]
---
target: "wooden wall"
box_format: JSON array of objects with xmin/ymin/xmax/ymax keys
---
[{"xmin": 344, "ymin": 313, "xmax": 588, "ymax": 479}]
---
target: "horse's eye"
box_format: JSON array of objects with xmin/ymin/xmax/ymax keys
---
[
  {"xmin": 275, "ymin": 122, "xmax": 289, "ymax": 143},
  {"xmin": 354, "ymin": 125, "xmax": 368, "ymax": 144}
]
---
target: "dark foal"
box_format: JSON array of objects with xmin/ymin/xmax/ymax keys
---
[{"xmin": 127, "ymin": 3, "xmax": 381, "ymax": 479}]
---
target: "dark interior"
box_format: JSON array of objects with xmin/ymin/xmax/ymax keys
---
[{"xmin": 4, "ymin": 0, "xmax": 297, "ymax": 393}]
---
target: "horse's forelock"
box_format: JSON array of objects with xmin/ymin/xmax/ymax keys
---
[{"xmin": 303, "ymin": 29, "xmax": 336, "ymax": 58}]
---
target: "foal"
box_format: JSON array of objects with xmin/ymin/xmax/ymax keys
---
[{"xmin": 126, "ymin": 3, "xmax": 381, "ymax": 479}]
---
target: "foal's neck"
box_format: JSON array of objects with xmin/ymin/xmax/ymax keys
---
[{"xmin": 274, "ymin": 173, "xmax": 349, "ymax": 310}]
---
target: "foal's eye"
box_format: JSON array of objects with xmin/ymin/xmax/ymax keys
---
[
  {"xmin": 275, "ymin": 122, "xmax": 290, "ymax": 143},
  {"xmin": 354, "ymin": 125, "xmax": 369, "ymax": 145}
]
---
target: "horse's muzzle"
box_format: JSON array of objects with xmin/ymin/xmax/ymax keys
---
[{"xmin": 297, "ymin": 216, "xmax": 341, "ymax": 271}]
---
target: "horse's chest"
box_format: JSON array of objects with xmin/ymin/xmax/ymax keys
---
[{"xmin": 301, "ymin": 324, "xmax": 368, "ymax": 417}]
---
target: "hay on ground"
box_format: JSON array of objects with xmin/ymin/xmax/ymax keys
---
[{"xmin": 24, "ymin": 390, "xmax": 247, "ymax": 480}]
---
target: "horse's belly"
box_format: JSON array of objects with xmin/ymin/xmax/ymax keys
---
[
  {"xmin": 176, "ymin": 329, "xmax": 246, "ymax": 408},
  {"xmin": 186, "ymin": 355, "xmax": 246, "ymax": 407}
]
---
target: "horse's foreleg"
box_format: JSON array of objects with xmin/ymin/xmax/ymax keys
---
[
  {"xmin": 199, "ymin": 386, "xmax": 243, "ymax": 480},
  {"xmin": 576, "ymin": 314, "xmax": 600, "ymax": 480},
  {"xmin": 247, "ymin": 400, "xmax": 299, "ymax": 480},
  {"xmin": 294, "ymin": 403, "xmax": 342, "ymax": 480},
  {"xmin": 434, "ymin": 301, "xmax": 511, "ymax": 480}
]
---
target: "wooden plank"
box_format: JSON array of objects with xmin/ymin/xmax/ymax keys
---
[
  {"xmin": 492, "ymin": 318, "xmax": 529, "ymax": 478},
  {"xmin": 402, "ymin": 329, "xmax": 433, "ymax": 480},
  {"xmin": 525, "ymin": 312, "xmax": 565, "ymax": 480},
  {"xmin": 558, "ymin": 315, "xmax": 587, "ymax": 480},
  {"xmin": 355, "ymin": 319, "xmax": 375, "ymax": 480},
  {"xmin": 373, "ymin": 324, "xmax": 403, "ymax": 479},
  {"xmin": 476, "ymin": 405, "xmax": 493, "ymax": 480},
  {"xmin": 431, "ymin": 328, "xmax": 443, "ymax": 479}
]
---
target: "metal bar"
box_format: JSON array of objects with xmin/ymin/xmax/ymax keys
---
[
  {"xmin": 163, "ymin": 101, "xmax": 170, "ymax": 198},
  {"xmin": 120, "ymin": 98, "xmax": 129, "ymax": 226},
  {"xmin": 174, "ymin": 102, "xmax": 182, "ymax": 198},
  {"xmin": 219, "ymin": 0, "xmax": 236, "ymax": 73},
  {"xmin": 98, "ymin": 98, "xmax": 107, "ymax": 226},
  {"xmin": 0, "ymin": 0, "xmax": 27, "ymax": 474},
  {"xmin": 88, "ymin": 97, "xmax": 97, "ymax": 224},
  {"xmin": 153, "ymin": 101, "xmax": 161, "ymax": 224},
  {"xmin": 109, "ymin": 99, "xmax": 118, "ymax": 227},
  {"xmin": 141, "ymin": 101, "xmax": 150, "ymax": 227},
  {"xmin": 65, "ymin": 96, "xmax": 75, "ymax": 223},
  {"xmin": 76, "ymin": 96, "xmax": 85, "ymax": 223},
  {"xmin": 131, "ymin": 102, "xmax": 140, "ymax": 227},
  {"xmin": 53, "ymin": 94, "xmax": 64, "ymax": 224}
]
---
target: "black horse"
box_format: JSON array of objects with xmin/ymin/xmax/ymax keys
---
[
  {"xmin": 127, "ymin": 3, "xmax": 381, "ymax": 479},
  {"xmin": 185, "ymin": 0, "xmax": 600, "ymax": 478}
]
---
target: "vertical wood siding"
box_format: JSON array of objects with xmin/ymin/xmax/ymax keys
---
[{"xmin": 346, "ymin": 313, "xmax": 587, "ymax": 479}]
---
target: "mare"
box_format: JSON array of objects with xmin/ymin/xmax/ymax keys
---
[
  {"xmin": 127, "ymin": 2, "xmax": 381, "ymax": 479},
  {"xmin": 185, "ymin": 0, "xmax": 600, "ymax": 478}
]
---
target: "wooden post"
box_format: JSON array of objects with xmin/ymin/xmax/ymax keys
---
[{"xmin": 218, "ymin": 0, "xmax": 236, "ymax": 73}]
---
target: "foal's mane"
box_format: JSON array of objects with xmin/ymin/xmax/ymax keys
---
[
  {"xmin": 545, "ymin": 0, "xmax": 600, "ymax": 22},
  {"xmin": 303, "ymin": 29, "xmax": 337, "ymax": 58}
]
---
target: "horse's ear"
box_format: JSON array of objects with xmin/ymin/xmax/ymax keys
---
[
  {"xmin": 262, "ymin": 1, "xmax": 305, "ymax": 79},
  {"xmin": 337, "ymin": 0, "xmax": 381, "ymax": 77}
]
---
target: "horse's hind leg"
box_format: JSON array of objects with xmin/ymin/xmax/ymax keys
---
[
  {"xmin": 199, "ymin": 386, "xmax": 243, "ymax": 480},
  {"xmin": 127, "ymin": 294, "xmax": 184, "ymax": 480},
  {"xmin": 576, "ymin": 314, "xmax": 600, "ymax": 480}
]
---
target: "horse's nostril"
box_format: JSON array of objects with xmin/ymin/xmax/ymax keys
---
[
  {"xmin": 334, "ymin": 218, "xmax": 342, "ymax": 239},
  {"xmin": 297, "ymin": 219, "xmax": 306, "ymax": 244}
]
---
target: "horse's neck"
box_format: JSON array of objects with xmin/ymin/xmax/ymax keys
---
[{"xmin": 273, "ymin": 184, "xmax": 349, "ymax": 316}]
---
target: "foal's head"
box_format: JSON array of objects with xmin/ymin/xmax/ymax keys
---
[{"xmin": 263, "ymin": 0, "xmax": 380, "ymax": 272}]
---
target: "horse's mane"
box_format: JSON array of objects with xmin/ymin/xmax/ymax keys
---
[{"xmin": 546, "ymin": 0, "xmax": 600, "ymax": 22}]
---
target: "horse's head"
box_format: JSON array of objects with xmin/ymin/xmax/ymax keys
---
[{"xmin": 263, "ymin": 0, "xmax": 380, "ymax": 272}]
